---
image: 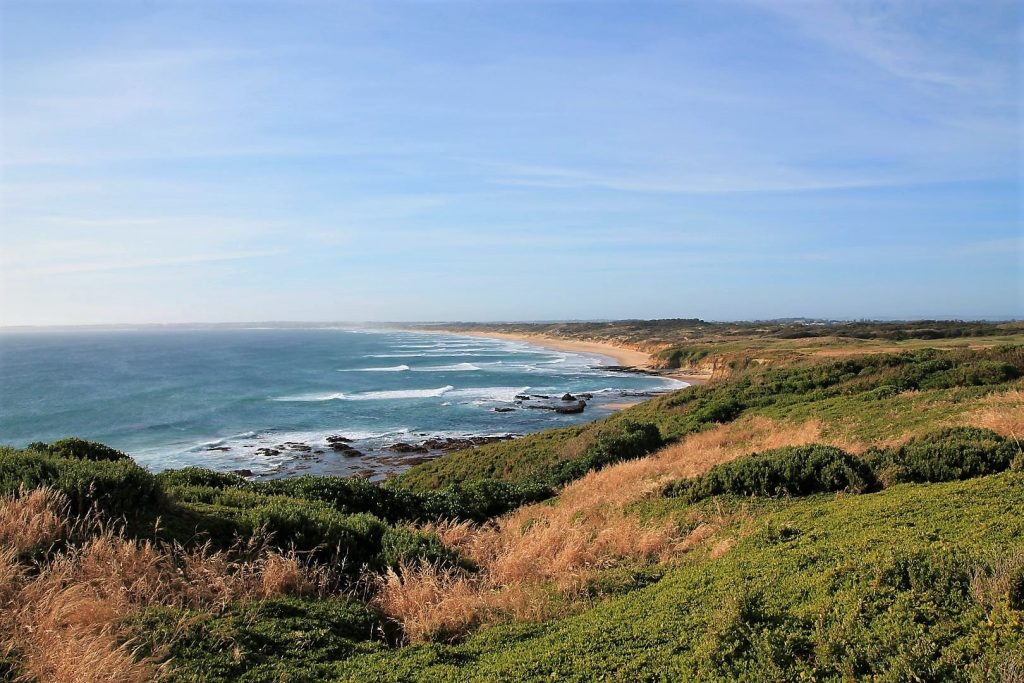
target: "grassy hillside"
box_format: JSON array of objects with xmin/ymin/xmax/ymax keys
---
[
  {"xmin": 398, "ymin": 345, "xmax": 1024, "ymax": 490},
  {"xmin": 330, "ymin": 473, "xmax": 1024, "ymax": 681},
  {"xmin": 1, "ymin": 341, "xmax": 1021, "ymax": 681}
]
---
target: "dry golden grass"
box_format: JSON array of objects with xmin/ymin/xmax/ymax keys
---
[
  {"xmin": 961, "ymin": 389, "xmax": 1024, "ymax": 447},
  {"xmin": 374, "ymin": 416, "xmax": 828, "ymax": 643},
  {"xmin": 0, "ymin": 489, "xmax": 334, "ymax": 683},
  {"xmin": 0, "ymin": 488, "xmax": 70, "ymax": 555}
]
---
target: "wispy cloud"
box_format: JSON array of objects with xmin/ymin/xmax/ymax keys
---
[
  {"xmin": 746, "ymin": 0, "xmax": 1014, "ymax": 92},
  {"xmin": 486, "ymin": 162, "xmax": 947, "ymax": 195},
  {"xmin": 5, "ymin": 248, "xmax": 285, "ymax": 276}
]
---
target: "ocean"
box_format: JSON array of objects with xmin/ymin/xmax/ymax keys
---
[{"xmin": 0, "ymin": 327, "xmax": 685, "ymax": 479}]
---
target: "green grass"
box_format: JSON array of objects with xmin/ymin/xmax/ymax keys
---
[
  {"xmin": 330, "ymin": 473, "xmax": 1024, "ymax": 682},
  {"xmin": 131, "ymin": 473, "xmax": 1024, "ymax": 682}
]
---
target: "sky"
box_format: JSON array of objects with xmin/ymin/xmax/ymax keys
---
[{"xmin": 0, "ymin": 0, "xmax": 1021, "ymax": 325}]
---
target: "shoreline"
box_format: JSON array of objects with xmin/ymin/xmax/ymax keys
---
[{"xmin": 439, "ymin": 329, "xmax": 709, "ymax": 385}]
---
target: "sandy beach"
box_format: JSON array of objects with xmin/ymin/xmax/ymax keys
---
[{"xmin": 451, "ymin": 330, "xmax": 709, "ymax": 385}]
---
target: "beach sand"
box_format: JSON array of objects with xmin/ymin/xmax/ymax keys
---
[{"xmin": 452, "ymin": 330, "xmax": 709, "ymax": 385}]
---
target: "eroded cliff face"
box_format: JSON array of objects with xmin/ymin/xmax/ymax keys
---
[
  {"xmin": 649, "ymin": 347, "xmax": 790, "ymax": 380},
  {"xmin": 648, "ymin": 353, "xmax": 726, "ymax": 378}
]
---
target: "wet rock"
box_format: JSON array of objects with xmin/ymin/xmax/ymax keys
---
[
  {"xmin": 515, "ymin": 394, "xmax": 531, "ymax": 401},
  {"xmin": 579, "ymin": 393, "xmax": 594, "ymax": 400},
  {"xmin": 493, "ymin": 406, "xmax": 516, "ymax": 413},
  {"xmin": 386, "ymin": 442, "xmax": 429, "ymax": 454},
  {"xmin": 326, "ymin": 435, "xmax": 352, "ymax": 444},
  {"xmin": 205, "ymin": 445, "xmax": 231, "ymax": 452},
  {"xmin": 255, "ymin": 448, "xmax": 281, "ymax": 456},
  {"xmin": 232, "ymin": 469, "xmax": 253, "ymax": 477},
  {"xmin": 561, "ymin": 393, "xmax": 576, "ymax": 401},
  {"xmin": 531, "ymin": 394, "xmax": 550, "ymax": 399},
  {"xmin": 554, "ymin": 400, "xmax": 587, "ymax": 414}
]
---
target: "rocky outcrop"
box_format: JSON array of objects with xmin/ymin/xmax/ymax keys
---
[{"xmin": 554, "ymin": 400, "xmax": 586, "ymax": 414}]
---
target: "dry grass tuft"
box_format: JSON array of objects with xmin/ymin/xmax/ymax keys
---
[
  {"xmin": 971, "ymin": 550, "xmax": 1024, "ymax": 615},
  {"xmin": 0, "ymin": 489, "xmax": 334, "ymax": 683},
  {"xmin": 961, "ymin": 389, "xmax": 1024, "ymax": 449},
  {"xmin": 372, "ymin": 561, "xmax": 554, "ymax": 644},
  {"xmin": 376, "ymin": 416, "xmax": 829, "ymax": 642},
  {"xmin": 0, "ymin": 487, "xmax": 70, "ymax": 555}
]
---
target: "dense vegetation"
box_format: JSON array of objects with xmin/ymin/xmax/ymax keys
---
[
  {"xmin": 2, "ymin": 340, "xmax": 1022, "ymax": 681},
  {"xmin": 398, "ymin": 345, "xmax": 1023, "ymax": 490}
]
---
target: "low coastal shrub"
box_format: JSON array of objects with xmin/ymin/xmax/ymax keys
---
[
  {"xmin": 0, "ymin": 446, "xmax": 162, "ymax": 517},
  {"xmin": 865, "ymin": 427, "xmax": 1019, "ymax": 485},
  {"xmin": 418, "ymin": 479, "xmax": 553, "ymax": 522},
  {"xmin": 236, "ymin": 501, "xmax": 386, "ymax": 563},
  {"xmin": 543, "ymin": 420, "xmax": 663, "ymax": 486},
  {"xmin": 133, "ymin": 597, "xmax": 382, "ymax": 683},
  {"xmin": 378, "ymin": 526, "xmax": 466, "ymax": 570},
  {"xmin": 666, "ymin": 444, "xmax": 875, "ymax": 502},
  {"xmin": 166, "ymin": 471, "xmax": 553, "ymax": 525},
  {"xmin": 26, "ymin": 437, "xmax": 130, "ymax": 462},
  {"xmin": 156, "ymin": 466, "xmax": 246, "ymax": 489}
]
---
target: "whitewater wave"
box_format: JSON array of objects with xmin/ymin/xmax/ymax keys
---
[
  {"xmin": 367, "ymin": 352, "xmax": 494, "ymax": 358},
  {"xmin": 350, "ymin": 385, "xmax": 455, "ymax": 400},
  {"xmin": 413, "ymin": 362, "xmax": 481, "ymax": 372},
  {"xmin": 339, "ymin": 365, "xmax": 410, "ymax": 372},
  {"xmin": 446, "ymin": 386, "xmax": 531, "ymax": 404},
  {"xmin": 275, "ymin": 386, "xmax": 455, "ymax": 402}
]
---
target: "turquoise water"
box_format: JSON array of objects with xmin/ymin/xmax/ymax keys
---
[{"xmin": 0, "ymin": 328, "xmax": 683, "ymax": 478}]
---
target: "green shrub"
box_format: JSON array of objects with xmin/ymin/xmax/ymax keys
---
[
  {"xmin": 253, "ymin": 475, "xmax": 421, "ymax": 522},
  {"xmin": 544, "ymin": 420, "xmax": 663, "ymax": 486},
  {"xmin": 0, "ymin": 448, "xmax": 162, "ymax": 517},
  {"xmin": 667, "ymin": 444, "xmax": 875, "ymax": 502},
  {"xmin": 156, "ymin": 466, "xmax": 246, "ymax": 489},
  {"xmin": 691, "ymin": 396, "xmax": 744, "ymax": 424},
  {"xmin": 918, "ymin": 360, "xmax": 1021, "ymax": 390},
  {"xmin": 238, "ymin": 501, "xmax": 386, "ymax": 563},
  {"xmin": 134, "ymin": 597, "xmax": 380, "ymax": 682},
  {"xmin": 867, "ymin": 427, "xmax": 1018, "ymax": 485},
  {"xmin": 31, "ymin": 437, "xmax": 130, "ymax": 462},
  {"xmin": 419, "ymin": 479, "xmax": 553, "ymax": 523},
  {"xmin": 378, "ymin": 526, "xmax": 465, "ymax": 570}
]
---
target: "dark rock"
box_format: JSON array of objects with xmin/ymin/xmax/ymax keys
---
[
  {"xmin": 205, "ymin": 445, "xmax": 231, "ymax": 452},
  {"xmin": 561, "ymin": 393, "xmax": 576, "ymax": 401},
  {"xmin": 531, "ymin": 394, "xmax": 550, "ymax": 399},
  {"xmin": 554, "ymin": 400, "xmax": 586, "ymax": 414},
  {"xmin": 255, "ymin": 448, "xmax": 280, "ymax": 456},
  {"xmin": 515, "ymin": 394, "xmax": 531, "ymax": 401},
  {"xmin": 526, "ymin": 404, "xmax": 557, "ymax": 410},
  {"xmin": 327, "ymin": 441, "xmax": 362, "ymax": 456},
  {"xmin": 493, "ymin": 407, "xmax": 516, "ymax": 413},
  {"xmin": 232, "ymin": 469, "xmax": 253, "ymax": 477},
  {"xmin": 579, "ymin": 393, "xmax": 594, "ymax": 400},
  {"xmin": 326, "ymin": 435, "xmax": 352, "ymax": 444},
  {"xmin": 386, "ymin": 442, "xmax": 429, "ymax": 454}
]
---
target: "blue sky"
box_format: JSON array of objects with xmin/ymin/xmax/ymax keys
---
[{"xmin": 1, "ymin": 0, "xmax": 1020, "ymax": 325}]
